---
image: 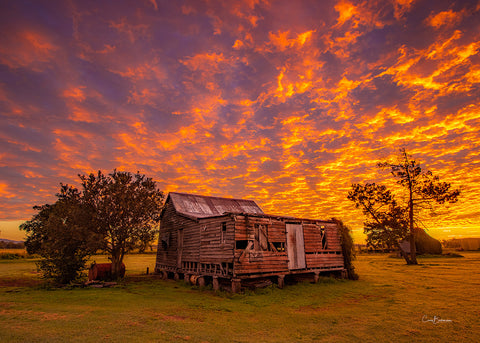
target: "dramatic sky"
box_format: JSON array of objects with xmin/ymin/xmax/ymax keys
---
[{"xmin": 1, "ymin": 0, "xmax": 479, "ymax": 242}]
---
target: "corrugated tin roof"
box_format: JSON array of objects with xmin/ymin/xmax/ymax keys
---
[{"xmin": 168, "ymin": 192, "xmax": 264, "ymax": 219}]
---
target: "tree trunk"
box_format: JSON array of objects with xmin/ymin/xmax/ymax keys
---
[
  {"xmin": 111, "ymin": 252, "xmax": 124, "ymax": 279},
  {"xmin": 397, "ymin": 242, "xmax": 410, "ymax": 264},
  {"xmin": 407, "ymin": 198, "xmax": 418, "ymax": 265}
]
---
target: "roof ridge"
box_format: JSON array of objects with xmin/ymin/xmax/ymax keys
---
[
  {"xmin": 168, "ymin": 191, "xmax": 257, "ymax": 203},
  {"xmin": 167, "ymin": 192, "xmax": 264, "ymax": 218}
]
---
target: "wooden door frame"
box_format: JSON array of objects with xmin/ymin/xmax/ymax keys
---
[{"xmin": 285, "ymin": 222, "xmax": 306, "ymax": 270}]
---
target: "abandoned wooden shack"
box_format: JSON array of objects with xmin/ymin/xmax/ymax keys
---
[{"xmin": 155, "ymin": 192, "xmax": 345, "ymax": 292}]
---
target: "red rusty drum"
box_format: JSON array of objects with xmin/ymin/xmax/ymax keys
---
[{"xmin": 88, "ymin": 263, "xmax": 125, "ymax": 281}]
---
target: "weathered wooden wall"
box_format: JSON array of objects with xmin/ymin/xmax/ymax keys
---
[
  {"xmin": 155, "ymin": 199, "xmax": 201, "ymax": 272},
  {"xmin": 303, "ymin": 222, "xmax": 344, "ymax": 270},
  {"xmin": 233, "ymin": 215, "xmax": 344, "ymax": 277},
  {"xmin": 156, "ymin": 198, "xmax": 344, "ymax": 281},
  {"xmin": 156, "ymin": 200, "xmax": 178, "ymax": 270},
  {"xmin": 199, "ymin": 215, "xmax": 235, "ymax": 264},
  {"xmin": 234, "ymin": 215, "xmax": 289, "ymax": 276}
]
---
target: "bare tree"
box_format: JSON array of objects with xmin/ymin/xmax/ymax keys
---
[{"xmin": 349, "ymin": 149, "xmax": 460, "ymax": 264}]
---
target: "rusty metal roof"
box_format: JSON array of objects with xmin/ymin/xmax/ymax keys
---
[{"xmin": 168, "ymin": 192, "xmax": 264, "ymax": 219}]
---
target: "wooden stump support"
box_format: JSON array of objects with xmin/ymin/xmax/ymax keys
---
[
  {"xmin": 197, "ymin": 276, "xmax": 206, "ymax": 287},
  {"xmin": 213, "ymin": 276, "xmax": 219, "ymax": 291},
  {"xmin": 231, "ymin": 279, "xmax": 241, "ymax": 293}
]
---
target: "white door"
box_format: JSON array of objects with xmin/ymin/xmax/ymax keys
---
[{"xmin": 286, "ymin": 223, "xmax": 306, "ymax": 269}]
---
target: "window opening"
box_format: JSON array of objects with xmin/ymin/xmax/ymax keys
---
[
  {"xmin": 221, "ymin": 222, "xmax": 227, "ymax": 244},
  {"xmin": 236, "ymin": 240, "xmax": 249, "ymax": 249},
  {"xmin": 160, "ymin": 232, "xmax": 170, "ymax": 250},
  {"xmin": 272, "ymin": 242, "xmax": 285, "ymax": 252},
  {"xmin": 320, "ymin": 225, "xmax": 327, "ymax": 249},
  {"xmin": 254, "ymin": 224, "xmax": 269, "ymax": 251}
]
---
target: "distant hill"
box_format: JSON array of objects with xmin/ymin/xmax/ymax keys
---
[{"xmin": 0, "ymin": 238, "xmax": 24, "ymax": 244}]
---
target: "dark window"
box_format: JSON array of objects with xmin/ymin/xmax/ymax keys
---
[
  {"xmin": 272, "ymin": 242, "xmax": 285, "ymax": 252},
  {"xmin": 320, "ymin": 226, "xmax": 327, "ymax": 249},
  {"xmin": 221, "ymin": 222, "xmax": 227, "ymax": 244},
  {"xmin": 160, "ymin": 232, "xmax": 170, "ymax": 250},
  {"xmin": 236, "ymin": 240, "xmax": 249, "ymax": 249}
]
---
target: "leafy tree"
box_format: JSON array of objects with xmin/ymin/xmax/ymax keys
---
[
  {"xmin": 137, "ymin": 229, "xmax": 157, "ymax": 253},
  {"xmin": 347, "ymin": 183, "xmax": 408, "ymax": 252},
  {"xmin": 348, "ymin": 149, "xmax": 460, "ymax": 264},
  {"xmin": 20, "ymin": 185, "xmax": 101, "ymax": 284},
  {"xmin": 80, "ymin": 170, "xmax": 165, "ymax": 278},
  {"xmin": 21, "ymin": 170, "xmax": 165, "ymax": 283}
]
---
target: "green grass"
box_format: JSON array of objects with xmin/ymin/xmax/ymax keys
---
[{"xmin": 1, "ymin": 252, "xmax": 479, "ymax": 342}]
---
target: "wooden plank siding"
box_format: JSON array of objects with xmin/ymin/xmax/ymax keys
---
[
  {"xmin": 303, "ymin": 221, "xmax": 344, "ymax": 269},
  {"xmin": 155, "ymin": 201, "xmax": 180, "ymax": 270},
  {"xmin": 199, "ymin": 215, "xmax": 235, "ymax": 264},
  {"xmin": 155, "ymin": 200, "xmax": 202, "ymax": 272},
  {"xmin": 156, "ymin": 193, "xmax": 345, "ymax": 284}
]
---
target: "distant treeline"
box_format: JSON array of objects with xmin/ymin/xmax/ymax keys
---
[
  {"xmin": 442, "ymin": 238, "xmax": 480, "ymax": 251},
  {"xmin": 0, "ymin": 240, "xmax": 25, "ymax": 249}
]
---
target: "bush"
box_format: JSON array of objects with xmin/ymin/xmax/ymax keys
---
[
  {"xmin": 20, "ymin": 186, "xmax": 101, "ymax": 284},
  {"xmin": 333, "ymin": 218, "xmax": 359, "ymax": 280}
]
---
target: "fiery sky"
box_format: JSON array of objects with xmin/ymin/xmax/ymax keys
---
[{"xmin": 1, "ymin": 0, "xmax": 480, "ymax": 242}]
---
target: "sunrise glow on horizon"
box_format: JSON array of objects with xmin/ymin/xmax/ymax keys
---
[{"xmin": 1, "ymin": 0, "xmax": 480, "ymax": 242}]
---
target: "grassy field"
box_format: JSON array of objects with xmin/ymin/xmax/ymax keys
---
[{"xmin": 1, "ymin": 252, "xmax": 479, "ymax": 342}]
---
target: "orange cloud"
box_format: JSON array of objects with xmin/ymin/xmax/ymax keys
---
[
  {"xmin": 0, "ymin": 30, "xmax": 57, "ymax": 70},
  {"xmin": 63, "ymin": 87, "xmax": 87, "ymax": 102},
  {"xmin": 334, "ymin": 0, "xmax": 387, "ymax": 29},
  {"xmin": 381, "ymin": 29, "xmax": 480, "ymax": 100},
  {"xmin": 393, "ymin": 0, "xmax": 416, "ymax": 20},
  {"xmin": 0, "ymin": 183, "xmax": 16, "ymax": 199},
  {"xmin": 109, "ymin": 18, "xmax": 149, "ymax": 43},
  {"xmin": 111, "ymin": 61, "xmax": 166, "ymax": 83},
  {"xmin": 426, "ymin": 9, "xmax": 465, "ymax": 29},
  {"xmin": 148, "ymin": 0, "xmax": 158, "ymax": 11},
  {"xmin": 1, "ymin": 0, "xmax": 479, "ymax": 241},
  {"xmin": 181, "ymin": 52, "xmax": 227, "ymax": 71},
  {"xmin": 52, "ymin": 129, "xmax": 103, "ymax": 173},
  {"xmin": 128, "ymin": 88, "xmax": 159, "ymax": 106},
  {"xmin": 266, "ymin": 30, "xmax": 315, "ymax": 51},
  {"xmin": 61, "ymin": 86, "xmax": 107, "ymax": 123},
  {"xmin": 334, "ymin": 1, "xmax": 358, "ymax": 26}
]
